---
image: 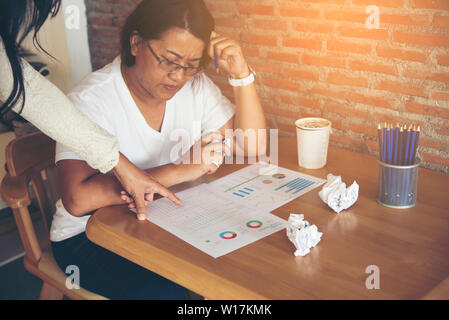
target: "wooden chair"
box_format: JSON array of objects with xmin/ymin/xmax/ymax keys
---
[{"xmin": 0, "ymin": 131, "xmax": 107, "ymax": 300}]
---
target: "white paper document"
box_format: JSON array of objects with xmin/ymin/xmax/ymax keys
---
[
  {"xmin": 144, "ymin": 163, "xmax": 325, "ymax": 258},
  {"xmin": 146, "ymin": 183, "xmax": 286, "ymax": 258},
  {"xmin": 208, "ymin": 162, "xmax": 326, "ymax": 211}
]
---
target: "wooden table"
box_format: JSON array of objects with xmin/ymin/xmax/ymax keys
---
[{"xmin": 86, "ymin": 137, "xmax": 449, "ymax": 299}]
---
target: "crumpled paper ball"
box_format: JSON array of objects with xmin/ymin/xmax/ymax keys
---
[
  {"xmin": 318, "ymin": 174, "xmax": 359, "ymax": 213},
  {"xmin": 287, "ymin": 214, "xmax": 323, "ymax": 257}
]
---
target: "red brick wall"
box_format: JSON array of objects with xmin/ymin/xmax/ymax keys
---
[{"xmin": 85, "ymin": 0, "xmax": 449, "ymax": 173}]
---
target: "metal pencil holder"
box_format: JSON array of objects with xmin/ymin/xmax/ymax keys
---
[{"xmin": 377, "ymin": 158, "xmax": 420, "ymax": 209}]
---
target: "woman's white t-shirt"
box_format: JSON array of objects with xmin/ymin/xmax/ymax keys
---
[{"xmin": 50, "ymin": 57, "xmax": 235, "ymax": 242}]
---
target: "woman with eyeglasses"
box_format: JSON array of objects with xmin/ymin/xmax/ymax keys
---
[
  {"xmin": 51, "ymin": 0, "xmax": 266, "ymax": 299},
  {"xmin": 0, "ymin": 0, "xmax": 182, "ymax": 224}
]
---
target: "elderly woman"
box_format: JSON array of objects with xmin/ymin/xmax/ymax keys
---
[{"xmin": 51, "ymin": 0, "xmax": 265, "ymax": 299}]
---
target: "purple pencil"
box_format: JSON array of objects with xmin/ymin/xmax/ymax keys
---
[
  {"xmin": 378, "ymin": 124, "xmax": 383, "ymax": 161},
  {"xmin": 386, "ymin": 123, "xmax": 390, "ymax": 164},
  {"xmin": 388, "ymin": 124, "xmax": 394, "ymax": 164},
  {"xmin": 383, "ymin": 122, "xmax": 387, "ymax": 163},
  {"xmin": 411, "ymin": 126, "xmax": 420, "ymax": 164},
  {"xmin": 398, "ymin": 125, "xmax": 404, "ymax": 165},
  {"xmin": 408, "ymin": 125, "xmax": 417, "ymax": 165},
  {"xmin": 392, "ymin": 124, "xmax": 399, "ymax": 203},
  {"xmin": 404, "ymin": 124, "xmax": 412, "ymax": 165},
  {"xmin": 393, "ymin": 124, "xmax": 399, "ymax": 165}
]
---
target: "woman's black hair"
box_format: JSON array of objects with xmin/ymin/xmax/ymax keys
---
[
  {"xmin": 121, "ymin": 0, "xmax": 215, "ymax": 68},
  {"xmin": 0, "ymin": 0, "xmax": 61, "ymax": 126}
]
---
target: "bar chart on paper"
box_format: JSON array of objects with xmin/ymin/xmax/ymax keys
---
[
  {"xmin": 232, "ymin": 187, "xmax": 254, "ymax": 198},
  {"xmin": 274, "ymin": 177, "xmax": 317, "ymax": 194},
  {"xmin": 209, "ymin": 163, "xmax": 326, "ymax": 212}
]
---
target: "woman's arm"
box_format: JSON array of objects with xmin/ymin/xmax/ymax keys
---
[
  {"xmin": 58, "ymin": 133, "xmax": 228, "ymax": 216},
  {"xmin": 57, "ymin": 159, "xmax": 123, "ymax": 216},
  {"xmin": 209, "ymin": 32, "xmax": 267, "ymax": 157},
  {"xmin": 59, "ymin": 159, "xmax": 189, "ymax": 217},
  {"xmin": 58, "ymin": 162, "xmax": 206, "ymax": 217},
  {"xmin": 232, "ymin": 78, "xmax": 267, "ymax": 157},
  {"xmin": 0, "ymin": 43, "xmax": 119, "ymax": 172},
  {"xmin": 0, "ymin": 55, "xmax": 120, "ymax": 173}
]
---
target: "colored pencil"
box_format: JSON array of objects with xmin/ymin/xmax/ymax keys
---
[
  {"xmin": 384, "ymin": 123, "xmax": 391, "ymax": 202},
  {"xmin": 378, "ymin": 123, "xmax": 382, "ymax": 161},
  {"xmin": 408, "ymin": 125, "xmax": 417, "ymax": 165},
  {"xmin": 378, "ymin": 123, "xmax": 386, "ymax": 204},
  {"xmin": 378, "ymin": 124, "xmax": 383, "ymax": 162},
  {"xmin": 405, "ymin": 126, "xmax": 419, "ymax": 206},
  {"xmin": 390, "ymin": 124, "xmax": 394, "ymax": 164},
  {"xmin": 383, "ymin": 122, "xmax": 387, "ymax": 163},
  {"xmin": 400, "ymin": 125, "xmax": 411, "ymax": 204},
  {"xmin": 215, "ymin": 54, "xmax": 219, "ymax": 73},
  {"xmin": 392, "ymin": 124, "xmax": 399, "ymax": 203},
  {"xmin": 411, "ymin": 126, "xmax": 420, "ymax": 164},
  {"xmin": 398, "ymin": 126, "xmax": 404, "ymax": 165},
  {"xmin": 386, "ymin": 124, "xmax": 390, "ymax": 164},
  {"xmin": 396, "ymin": 126, "xmax": 404, "ymax": 205},
  {"xmin": 393, "ymin": 124, "xmax": 399, "ymax": 165},
  {"xmin": 404, "ymin": 125, "xmax": 411, "ymax": 165}
]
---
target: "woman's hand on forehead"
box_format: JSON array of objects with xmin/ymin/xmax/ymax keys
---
[{"xmin": 208, "ymin": 31, "xmax": 250, "ymax": 79}]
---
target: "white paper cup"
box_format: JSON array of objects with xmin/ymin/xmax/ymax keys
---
[{"xmin": 295, "ymin": 118, "xmax": 332, "ymax": 169}]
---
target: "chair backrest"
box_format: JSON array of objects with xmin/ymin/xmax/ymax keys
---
[{"xmin": 3, "ymin": 131, "xmax": 58, "ymax": 263}]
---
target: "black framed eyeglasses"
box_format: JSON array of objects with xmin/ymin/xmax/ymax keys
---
[{"xmin": 146, "ymin": 41, "xmax": 202, "ymax": 77}]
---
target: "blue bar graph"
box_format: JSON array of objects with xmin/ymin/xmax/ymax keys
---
[
  {"xmin": 275, "ymin": 178, "xmax": 315, "ymax": 194},
  {"xmin": 233, "ymin": 188, "xmax": 255, "ymax": 198}
]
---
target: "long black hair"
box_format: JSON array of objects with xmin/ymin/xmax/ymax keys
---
[
  {"xmin": 121, "ymin": 0, "xmax": 214, "ymax": 68},
  {"xmin": 0, "ymin": 0, "xmax": 61, "ymax": 126}
]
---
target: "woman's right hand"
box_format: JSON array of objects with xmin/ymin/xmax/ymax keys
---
[
  {"xmin": 113, "ymin": 153, "xmax": 183, "ymax": 220},
  {"xmin": 196, "ymin": 131, "xmax": 231, "ymax": 175}
]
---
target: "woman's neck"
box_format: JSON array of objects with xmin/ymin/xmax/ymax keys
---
[{"xmin": 121, "ymin": 64, "xmax": 162, "ymax": 109}]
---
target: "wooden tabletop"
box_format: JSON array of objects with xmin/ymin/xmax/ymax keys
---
[{"xmin": 86, "ymin": 137, "xmax": 449, "ymax": 299}]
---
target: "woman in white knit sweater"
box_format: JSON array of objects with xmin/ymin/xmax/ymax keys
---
[{"xmin": 0, "ymin": 0, "xmax": 182, "ymax": 217}]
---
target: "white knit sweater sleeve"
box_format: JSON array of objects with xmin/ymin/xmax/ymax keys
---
[{"xmin": 0, "ymin": 41, "xmax": 119, "ymax": 173}]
